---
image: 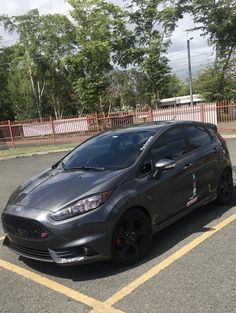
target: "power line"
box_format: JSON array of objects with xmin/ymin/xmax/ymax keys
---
[
  {"xmin": 191, "ymin": 51, "xmax": 215, "ymax": 56},
  {"xmin": 167, "ymin": 51, "xmax": 187, "ymax": 57},
  {"xmin": 168, "ymin": 49, "xmax": 214, "ymax": 59},
  {"xmin": 171, "ymin": 59, "xmax": 214, "ymax": 68},
  {"xmin": 169, "ymin": 53, "xmax": 215, "ymax": 62},
  {"xmin": 172, "ymin": 61, "xmax": 214, "ymax": 71}
]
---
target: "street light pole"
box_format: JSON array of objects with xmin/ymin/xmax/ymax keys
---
[{"xmin": 187, "ymin": 38, "xmax": 194, "ymax": 107}]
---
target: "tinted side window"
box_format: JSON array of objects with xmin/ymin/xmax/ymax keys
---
[
  {"xmin": 185, "ymin": 126, "xmax": 212, "ymax": 150},
  {"xmin": 205, "ymin": 125, "xmax": 216, "ymax": 138},
  {"xmin": 151, "ymin": 128, "xmax": 188, "ymax": 162}
]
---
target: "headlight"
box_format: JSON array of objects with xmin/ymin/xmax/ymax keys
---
[
  {"xmin": 7, "ymin": 186, "xmax": 21, "ymax": 204},
  {"xmin": 51, "ymin": 191, "xmax": 112, "ymax": 221}
]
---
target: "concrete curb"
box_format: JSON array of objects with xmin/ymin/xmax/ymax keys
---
[{"xmin": 0, "ymin": 148, "xmax": 72, "ymax": 161}]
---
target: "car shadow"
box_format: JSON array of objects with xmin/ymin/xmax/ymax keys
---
[{"xmin": 21, "ymin": 186, "xmax": 236, "ymax": 281}]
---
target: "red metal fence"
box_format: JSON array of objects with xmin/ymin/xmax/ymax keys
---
[{"xmin": 0, "ymin": 101, "xmax": 236, "ymax": 149}]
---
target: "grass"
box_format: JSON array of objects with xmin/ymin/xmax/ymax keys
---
[{"xmin": 0, "ymin": 143, "xmax": 77, "ymax": 158}]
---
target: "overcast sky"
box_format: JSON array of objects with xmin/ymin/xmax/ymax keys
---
[{"xmin": 0, "ymin": 0, "xmax": 214, "ymax": 79}]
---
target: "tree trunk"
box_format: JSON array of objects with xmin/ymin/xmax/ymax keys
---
[
  {"xmin": 120, "ymin": 89, "xmax": 125, "ymax": 110},
  {"xmin": 27, "ymin": 55, "xmax": 44, "ymax": 120},
  {"xmin": 37, "ymin": 80, "xmax": 45, "ymax": 120},
  {"xmin": 52, "ymin": 95, "xmax": 64, "ymax": 119},
  {"xmin": 28, "ymin": 66, "xmax": 41, "ymax": 118},
  {"xmin": 99, "ymin": 96, "xmax": 104, "ymax": 114},
  {"xmin": 217, "ymin": 44, "xmax": 235, "ymax": 96}
]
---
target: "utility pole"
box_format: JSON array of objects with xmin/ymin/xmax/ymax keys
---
[{"xmin": 187, "ymin": 38, "xmax": 194, "ymax": 107}]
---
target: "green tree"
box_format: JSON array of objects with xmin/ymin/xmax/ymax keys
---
[
  {"xmin": 160, "ymin": 74, "xmax": 184, "ymax": 98},
  {"xmin": 125, "ymin": 0, "xmax": 183, "ymax": 105},
  {"xmin": 0, "ymin": 46, "xmax": 15, "ymax": 121},
  {"xmin": 68, "ymin": 0, "xmax": 135, "ymax": 113},
  {"xmin": 1, "ymin": 9, "xmax": 76, "ymax": 119},
  {"xmin": 186, "ymin": 0, "xmax": 236, "ymax": 99},
  {"xmin": 107, "ymin": 69, "xmax": 150, "ymax": 111},
  {"xmin": 193, "ymin": 66, "xmax": 236, "ymax": 101}
]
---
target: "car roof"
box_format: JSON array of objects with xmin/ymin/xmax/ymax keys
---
[{"xmin": 101, "ymin": 120, "xmax": 215, "ymax": 136}]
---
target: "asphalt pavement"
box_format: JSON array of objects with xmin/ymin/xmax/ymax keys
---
[{"xmin": 0, "ymin": 139, "xmax": 236, "ymax": 313}]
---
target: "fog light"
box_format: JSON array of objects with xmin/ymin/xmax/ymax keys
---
[
  {"xmin": 82, "ymin": 246, "xmax": 97, "ymax": 256},
  {"xmin": 83, "ymin": 247, "xmax": 89, "ymax": 256}
]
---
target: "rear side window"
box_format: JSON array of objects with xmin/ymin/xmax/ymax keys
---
[
  {"xmin": 185, "ymin": 126, "xmax": 212, "ymax": 150},
  {"xmin": 151, "ymin": 128, "xmax": 188, "ymax": 162},
  {"xmin": 205, "ymin": 125, "xmax": 216, "ymax": 138}
]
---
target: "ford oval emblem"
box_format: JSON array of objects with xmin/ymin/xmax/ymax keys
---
[{"xmin": 15, "ymin": 207, "xmax": 23, "ymax": 214}]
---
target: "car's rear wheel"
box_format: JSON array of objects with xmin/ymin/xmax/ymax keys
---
[
  {"xmin": 216, "ymin": 168, "xmax": 233, "ymax": 204},
  {"xmin": 111, "ymin": 209, "xmax": 152, "ymax": 266}
]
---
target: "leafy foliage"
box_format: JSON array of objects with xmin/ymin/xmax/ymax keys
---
[
  {"xmin": 193, "ymin": 65, "xmax": 236, "ymax": 101},
  {"xmin": 1, "ymin": 9, "xmax": 76, "ymax": 119},
  {"xmin": 68, "ymin": 0, "xmax": 136, "ymax": 112},
  {"xmin": 186, "ymin": 0, "xmax": 236, "ymax": 100},
  {"xmin": 0, "ymin": 0, "xmax": 235, "ymax": 120},
  {"xmin": 0, "ymin": 46, "xmax": 16, "ymax": 121}
]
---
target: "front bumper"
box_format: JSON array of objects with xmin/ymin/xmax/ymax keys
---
[
  {"xmin": 1, "ymin": 204, "xmax": 114, "ymax": 265},
  {"xmin": 3, "ymin": 236, "xmax": 107, "ymax": 265}
]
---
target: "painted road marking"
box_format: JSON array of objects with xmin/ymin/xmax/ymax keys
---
[
  {"xmin": 1, "ymin": 213, "xmax": 236, "ymax": 313},
  {"xmin": 0, "ymin": 259, "xmax": 124, "ymax": 313},
  {"xmin": 103, "ymin": 212, "xmax": 236, "ymax": 308}
]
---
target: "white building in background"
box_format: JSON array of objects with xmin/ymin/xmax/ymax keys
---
[{"xmin": 160, "ymin": 94, "xmax": 204, "ymax": 107}]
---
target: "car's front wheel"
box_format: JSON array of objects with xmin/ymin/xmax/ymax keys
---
[
  {"xmin": 216, "ymin": 168, "xmax": 233, "ymax": 204},
  {"xmin": 111, "ymin": 208, "xmax": 152, "ymax": 266}
]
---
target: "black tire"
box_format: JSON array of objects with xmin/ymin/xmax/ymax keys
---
[
  {"xmin": 111, "ymin": 209, "xmax": 152, "ymax": 266},
  {"xmin": 216, "ymin": 168, "xmax": 233, "ymax": 205}
]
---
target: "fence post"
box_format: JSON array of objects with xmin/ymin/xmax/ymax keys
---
[
  {"xmin": 135, "ymin": 108, "xmax": 138, "ymax": 124},
  {"xmin": 149, "ymin": 107, "xmax": 154, "ymax": 122},
  {"xmin": 103, "ymin": 112, "xmax": 108, "ymax": 129},
  {"xmin": 8, "ymin": 120, "xmax": 16, "ymax": 149},
  {"xmin": 200, "ymin": 103, "xmax": 205, "ymax": 122},
  {"xmin": 95, "ymin": 113, "xmax": 100, "ymax": 133},
  {"xmin": 50, "ymin": 117, "xmax": 56, "ymax": 145}
]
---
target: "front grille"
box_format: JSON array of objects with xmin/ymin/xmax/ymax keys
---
[
  {"xmin": 9, "ymin": 241, "xmax": 77, "ymax": 261},
  {"xmin": 10, "ymin": 242, "xmax": 51, "ymax": 260},
  {"xmin": 1, "ymin": 213, "xmax": 52, "ymax": 240}
]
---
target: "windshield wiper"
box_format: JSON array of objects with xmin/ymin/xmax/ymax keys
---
[
  {"xmin": 66, "ymin": 166, "xmax": 106, "ymax": 172},
  {"xmin": 61, "ymin": 161, "xmax": 68, "ymax": 170},
  {"xmin": 52, "ymin": 160, "xmax": 67, "ymax": 170}
]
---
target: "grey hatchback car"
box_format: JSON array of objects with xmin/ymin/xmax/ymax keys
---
[{"xmin": 1, "ymin": 121, "xmax": 233, "ymax": 266}]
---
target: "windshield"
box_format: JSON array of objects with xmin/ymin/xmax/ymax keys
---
[{"xmin": 62, "ymin": 129, "xmax": 157, "ymax": 171}]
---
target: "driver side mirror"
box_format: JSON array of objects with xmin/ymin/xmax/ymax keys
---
[{"xmin": 153, "ymin": 159, "xmax": 176, "ymax": 178}]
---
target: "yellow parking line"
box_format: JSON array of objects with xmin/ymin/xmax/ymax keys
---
[
  {"xmin": 0, "ymin": 259, "xmax": 124, "ymax": 313},
  {"xmin": 0, "ymin": 236, "xmax": 5, "ymax": 241},
  {"xmin": 104, "ymin": 212, "xmax": 236, "ymax": 307},
  {"xmin": 2, "ymin": 213, "xmax": 236, "ymax": 313}
]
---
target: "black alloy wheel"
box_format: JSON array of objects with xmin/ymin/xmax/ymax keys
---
[
  {"xmin": 217, "ymin": 168, "xmax": 233, "ymax": 204},
  {"xmin": 112, "ymin": 209, "xmax": 152, "ymax": 266}
]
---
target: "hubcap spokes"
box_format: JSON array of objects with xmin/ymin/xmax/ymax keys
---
[{"xmin": 115, "ymin": 217, "xmax": 147, "ymax": 258}]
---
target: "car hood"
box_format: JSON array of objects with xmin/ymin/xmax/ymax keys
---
[{"xmin": 9, "ymin": 168, "xmax": 128, "ymax": 212}]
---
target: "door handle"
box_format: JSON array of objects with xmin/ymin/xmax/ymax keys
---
[{"xmin": 183, "ymin": 162, "xmax": 193, "ymax": 170}]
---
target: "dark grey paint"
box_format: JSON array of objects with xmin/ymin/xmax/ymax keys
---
[{"xmin": 1, "ymin": 121, "xmax": 232, "ymax": 265}]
